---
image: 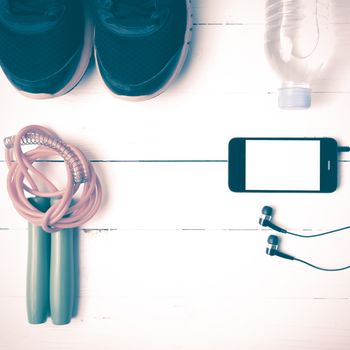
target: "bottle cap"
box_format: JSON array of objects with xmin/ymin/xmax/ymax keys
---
[{"xmin": 278, "ymin": 87, "xmax": 311, "ymax": 109}]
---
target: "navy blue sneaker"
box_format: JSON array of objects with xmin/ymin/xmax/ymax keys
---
[
  {"xmin": 0, "ymin": 0, "xmax": 93, "ymax": 98},
  {"xmin": 92, "ymin": 0, "xmax": 192, "ymax": 100}
]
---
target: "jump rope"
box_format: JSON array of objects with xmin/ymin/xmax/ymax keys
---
[{"xmin": 4, "ymin": 125, "xmax": 102, "ymax": 325}]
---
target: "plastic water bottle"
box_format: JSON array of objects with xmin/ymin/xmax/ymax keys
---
[{"xmin": 265, "ymin": 0, "xmax": 332, "ymax": 109}]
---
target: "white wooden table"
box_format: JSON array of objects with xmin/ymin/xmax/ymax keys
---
[{"xmin": 1, "ymin": 1, "xmax": 350, "ymax": 349}]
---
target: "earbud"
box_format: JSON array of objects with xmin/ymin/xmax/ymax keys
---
[
  {"xmin": 259, "ymin": 206, "xmax": 287, "ymax": 233},
  {"xmin": 259, "ymin": 206, "xmax": 273, "ymax": 226},
  {"xmin": 266, "ymin": 235, "xmax": 295, "ymax": 260},
  {"xmin": 266, "ymin": 234, "xmax": 279, "ymax": 256},
  {"xmin": 263, "ymin": 210, "xmax": 350, "ymax": 271}
]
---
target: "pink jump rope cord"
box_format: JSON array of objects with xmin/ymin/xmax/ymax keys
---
[{"xmin": 4, "ymin": 125, "xmax": 102, "ymax": 233}]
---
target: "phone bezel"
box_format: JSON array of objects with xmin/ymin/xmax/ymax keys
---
[{"xmin": 228, "ymin": 137, "xmax": 338, "ymax": 193}]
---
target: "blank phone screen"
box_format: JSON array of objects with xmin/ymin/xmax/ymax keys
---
[{"xmin": 245, "ymin": 140, "xmax": 321, "ymax": 191}]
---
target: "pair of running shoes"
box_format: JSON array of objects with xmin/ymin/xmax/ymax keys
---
[{"xmin": 0, "ymin": 0, "xmax": 192, "ymax": 100}]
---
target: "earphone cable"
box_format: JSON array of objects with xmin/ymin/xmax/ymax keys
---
[
  {"xmin": 295, "ymin": 258, "xmax": 350, "ymax": 272},
  {"xmin": 286, "ymin": 225, "xmax": 350, "ymax": 238}
]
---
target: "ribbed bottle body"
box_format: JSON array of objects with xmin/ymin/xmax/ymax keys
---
[{"xmin": 265, "ymin": 0, "xmax": 332, "ymax": 108}]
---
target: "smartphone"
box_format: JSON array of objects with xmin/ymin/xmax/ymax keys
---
[{"xmin": 228, "ymin": 137, "xmax": 338, "ymax": 193}]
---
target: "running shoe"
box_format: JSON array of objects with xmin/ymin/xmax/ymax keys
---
[
  {"xmin": 0, "ymin": 0, "xmax": 93, "ymax": 98},
  {"xmin": 92, "ymin": 0, "xmax": 192, "ymax": 100}
]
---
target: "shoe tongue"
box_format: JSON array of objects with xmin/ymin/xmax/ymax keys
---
[
  {"xmin": 1, "ymin": 0, "xmax": 65, "ymax": 31},
  {"xmin": 8, "ymin": 0, "xmax": 65, "ymax": 20},
  {"xmin": 14, "ymin": 0, "xmax": 54, "ymax": 6},
  {"xmin": 110, "ymin": 0, "xmax": 157, "ymax": 27},
  {"xmin": 123, "ymin": 0, "xmax": 145, "ymax": 3}
]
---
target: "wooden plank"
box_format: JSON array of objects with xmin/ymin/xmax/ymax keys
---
[
  {"xmin": 189, "ymin": 0, "xmax": 350, "ymax": 25},
  {"xmin": 191, "ymin": 0, "xmax": 265, "ymax": 24},
  {"xmin": 2, "ymin": 92, "xmax": 350, "ymax": 161},
  {"xmin": 2, "ymin": 90, "xmax": 350, "ymax": 162},
  {"xmin": 1, "ymin": 161, "xmax": 350, "ymax": 230},
  {"xmin": 2, "ymin": 227, "xmax": 350, "ymax": 299},
  {"xmin": 0, "ymin": 296, "xmax": 350, "ymax": 350}
]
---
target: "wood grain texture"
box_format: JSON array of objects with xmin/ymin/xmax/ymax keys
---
[
  {"xmin": 1, "ymin": 296, "xmax": 350, "ymax": 350},
  {"xmin": 1, "ymin": 0, "xmax": 350, "ymax": 349},
  {"xmin": 1, "ymin": 162, "xmax": 350, "ymax": 230}
]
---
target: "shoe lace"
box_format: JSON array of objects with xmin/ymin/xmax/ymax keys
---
[{"xmin": 8, "ymin": 0, "xmax": 61, "ymax": 19}]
